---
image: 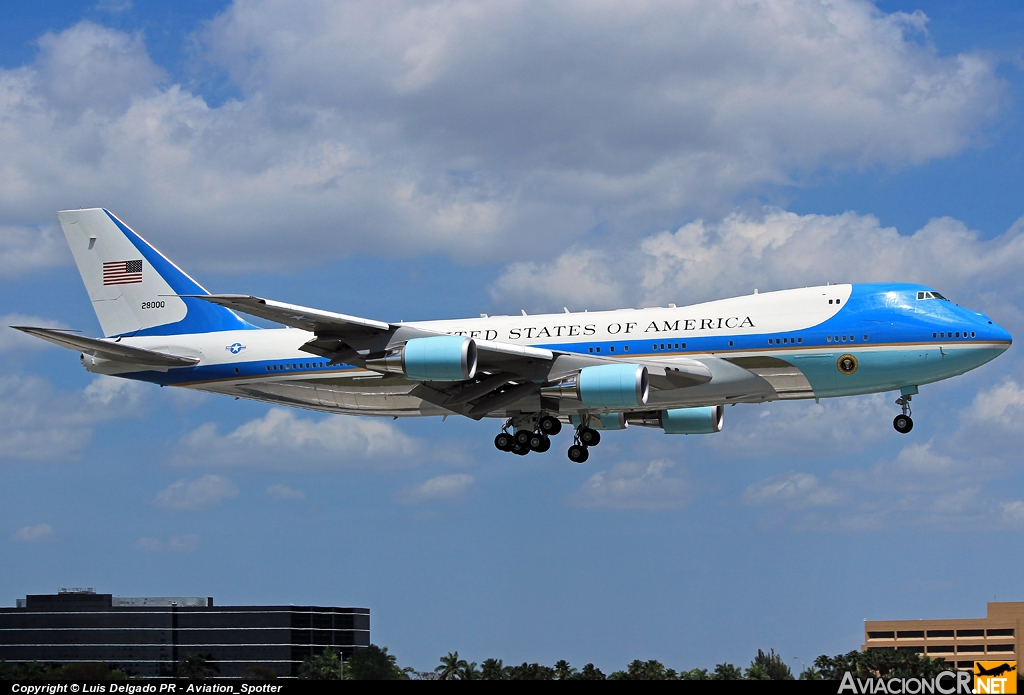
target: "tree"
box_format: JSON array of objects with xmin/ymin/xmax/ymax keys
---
[
  {"xmin": 575, "ymin": 663, "xmax": 606, "ymax": 680},
  {"xmin": 713, "ymin": 663, "xmax": 744, "ymax": 680},
  {"xmin": 746, "ymin": 649, "xmax": 794, "ymax": 680},
  {"xmin": 178, "ymin": 653, "xmax": 218, "ymax": 680},
  {"xmin": 506, "ymin": 662, "xmax": 556, "ymax": 680},
  {"xmin": 480, "ymin": 658, "xmax": 507, "ymax": 680},
  {"xmin": 682, "ymin": 667, "xmax": 710, "ymax": 680},
  {"xmin": 345, "ymin": 645, "xmax": 407, "ymax": 680},
  {"xmin": 298, "ymin": 648, "xmax": 342, "ymax": 680},
  {"xmin": 799, "ymin": 666, "xmax": 824, "ymax": 680},
  {"xmin": 435, "ymin": 651, "xmax": 470, "ymax": 680},
  {"xmin": 554, "ymin": 660, "xmax": 577, "ymax": 680},
  {"xmin": 611, "ymin": 659, "xmax": 670, "ymax": 680},
  {"xmin": 814, "ymin": 650, "xmax": 953, "ymax": 680}
]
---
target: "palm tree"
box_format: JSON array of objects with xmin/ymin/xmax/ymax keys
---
[
  {"xmin": 480, "ymin": 658, "xmax": 506, "ymax": 680},
  {"xmin": 435, "ymin": 651, "xmax": 469, "ymax": 680},
  {"xmin": 554, "ymin": 660, "xmax": 577, "ymax": 680}
]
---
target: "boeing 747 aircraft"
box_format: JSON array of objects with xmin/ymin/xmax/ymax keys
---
[{"xmin": 15, "ymin": 209, "xmax": 1012, "ymax": 462}]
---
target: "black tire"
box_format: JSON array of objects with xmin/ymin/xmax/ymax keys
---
[
  {"xmin": 514, "ymin": 430, "xmax": 532, "ymax": 446},
  {"xmin": 567, "ymin": 445, "xmax": 589, "ymax": 463},
  {"xmin": 893, "ymin": 415, "xmax": 914, "ymax": 434},
  {"xmin": 512, "ymin": 443, "xmax": 530, "ymax": 456},
  {"xmin": 579, "ymin": 427, "xmax": 601, "ymax": 446},
  {"xmin": 536, "ymin": 435, "xmax": 551, "ymax": 453},
  {"xmin": 539, "ymin": 415, "xmax": 562, "ymax": 436},
  {"xmin": 494, "ymin": 432, "xmax": 514, "ymax": 451},
  {"xmin": 528, "ymin": 433, "xmax": 545, "ymax": 451}
]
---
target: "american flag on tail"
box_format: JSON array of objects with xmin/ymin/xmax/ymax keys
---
[{"xmin": 103, "ymin": 260, "xmax": 143, "ymax": 285}]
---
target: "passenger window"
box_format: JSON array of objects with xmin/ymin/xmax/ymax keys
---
[
  {"xmin": 623, "ymin": 346, "xmax": 628, "ymax": 351},
  {"xmin": 836, "ymin": 299, "xmax": 841, "ymax": 305},
  {"xmin": 826, "ymin": 336, "xmax": 832, "ymax": 343},
  {"xmin": 971, "ymin": 332, "xmax": 976, "ymax": 338},
  {"xmin": 863, "ymin": 335, "xmax": 868, "ymax": 341},
  {"xmin": 933, "ymin": 333, "xmax": 937, "ymax": 338},
  {"xmin": 829, "ymin": 299, "xmax": 833, "ymax": 304},
  {"xmin": 610, "ymin": 346, "xmax": 615, "ymax": 352},
  {"xmin": 729, "ymin": 340, "xmax": 734, "ymax": 347},
  {"xmin": 768, "ymin": 339, "xmax": 773, "ymax": 345},
  {"xmin": 596, "ymin": 347, "xmax": 600, "ymax": 352},
  {"xmin": 797, "ymin": 338, "xmax": 802, "ymax": 343}
]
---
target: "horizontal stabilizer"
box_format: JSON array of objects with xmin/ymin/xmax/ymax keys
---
[
  {"xmin": 11, "ymin": 326, "xmax": 199, "ymax": 368},
  {"xmin": 195, "ymin": 295, "xmax": 391, "ymax": 335}
]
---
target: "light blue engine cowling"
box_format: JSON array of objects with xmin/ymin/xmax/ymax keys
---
[
  {"xmin": 577, "ymin": 363, "xmax": 650, "ymax": 408},
  {"xmin": 402, "ymin": 335, "xmax": 478, "ymax": 381},
  {"xmin": 661, "ymin": 405, "xmax": 724, "ymax": 434},
  {"xmin": 571, "ymin": 413, "xmax": 628, "ymax": 430}
]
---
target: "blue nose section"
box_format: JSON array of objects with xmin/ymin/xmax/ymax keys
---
[{"xmin": 990, "ymin": 322, "xmax": 1013, "ymax": 346}]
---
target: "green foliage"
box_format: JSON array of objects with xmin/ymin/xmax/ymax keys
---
[
  {"xmin": 746, "ymin": 649, "xmax": 794, "ymax": 680},
  {"xmin": 479, "ymin": 658, "xmax": 507, "ymax": 680},
  {"xmin": 799, "ymin": 666, "xmax": 824, "ymax": 680},
  {"xmin": 506, "ymin": 662, "xmax": 556, "ymax": 680},
  {"xmin": 682, "ymin": 667, "xmax": 710, "ymax": 680},
  {"xmin": 553, "ymin": 659, "xmax": 577, "ymax": 680},
  {"xmin": 814, "ymin": 650, "xmax": 953, "ymax": 680},
  {"xmin": 435, "ymin": 651, "xmax": 478, "ymax": 680},
  {"xmin": 298, "ymin": 648, "xmax": 342, "ymax": 680},
  {"xmin": 611, "ymin": 659, "xmax": 673, "ymax": 680},
  {"xmin": 575, "ymin": 663, "xmax": 606, "ymax": 680},
  {"xmin": 345, "ymin": 644, "xmax": 408, "ymax": 680},
  {"xmin": 713, "ymin": 662, "xmax": 744, "ymax": 680}
]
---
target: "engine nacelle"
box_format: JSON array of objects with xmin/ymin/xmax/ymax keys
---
[
  {"xmin": 625, "ymin": 406, "xmax": 724, "ymax": 434},
  {"xmin": 366, "ymin": 335, "xmax": 477, "ymax": 381},
  {"xmin": 661, "ymin": 405, "xmax": 724, "ymax": 434},
  {"xmin": 577, "ymin": 363, "xmax": 649, "ymax": 408}
]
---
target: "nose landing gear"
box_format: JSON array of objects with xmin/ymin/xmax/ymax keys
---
[{"xmin": 893, "ymin": 387, "xmax": 916, "ymax": 434}]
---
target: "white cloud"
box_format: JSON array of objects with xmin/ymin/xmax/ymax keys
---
[
  {"xmin": 570, "ymin": 459, "xmax": 689, "ymax": 510},
  {"xmin": 0, "ymin": 226, "xmax": 68, "ymax": 279},
  {"xmin": 743, "ymin": 473, "xmax": 840, "ymax": 509},
  {"xmin": 396, "ymin": 473, "xmax": 474, "ymax": 504},
  {"xmin": 83, "ymin": 374, "xmax": 147, "ymax": 406},
  {"xmin": 12, "ymin": 523, "xmax": 55, "ymax": 542},
  {"xmin": 0, "ymin": 3, "xmax": 1002, "ymax": 270},
  {"xmin": 492, "ymin": 209, "xmax": 1024, "ymax": 318},
  {"xmin": 134, "ymin": 534, "xmax": 200, "ymax": 552},
  {"xmin": 967, "ymin": 380, "xmax": 1024, "ymax": 429},
  {"xmin": 155, "ymin": 474, "xmax": 239, "ymax": 510},
  {"xmin": 266, "ymin": 484, "xmax": 305, "ymax": 500},
  {"xmin": 173, "ymin": 408, "xmax": 420, "ymax": 470}
]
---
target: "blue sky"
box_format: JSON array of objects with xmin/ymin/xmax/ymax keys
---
[{"xmin": 2, "ymin": 0, "xmax": 1024, "ymax": 674}]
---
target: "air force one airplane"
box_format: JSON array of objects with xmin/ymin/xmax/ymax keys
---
[{"xmin": 15, "ymin": 209, "xmax": 1013, "ymax": 462}]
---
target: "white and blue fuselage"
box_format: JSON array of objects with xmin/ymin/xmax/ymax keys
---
[{"xmin": 94, "ymin": 283, "xmax": 1010, "ymax": 417}]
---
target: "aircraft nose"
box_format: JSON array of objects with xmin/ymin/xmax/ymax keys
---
[{"xmin": 991, "ymin": 322, "xmax": 1013, "ymax": 346}]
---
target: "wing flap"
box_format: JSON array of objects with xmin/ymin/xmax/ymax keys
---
[{"xmin": 11, "ymin": 326, "xmax": 199, "ymax": 367}]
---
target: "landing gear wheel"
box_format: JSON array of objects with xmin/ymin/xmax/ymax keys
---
[
  {"xmin": 494, "ymin": 432, "xmax": 514, "ymax": 451},
  {"xmin": 514, "ymin": 430, "xmax": 532, "ymax": 447},
  {"xmin": 578, "ymin": 427, "xmax": 601, "ymax": 447},
  {"xmin": 567, "ymin": 445, "xmax": 589, "ymax": 463},
  {"xmin": 893, "ymin": 414, "xmax": 914, "ymax": 434},
  {"xmin": 512, "ymin": 443, "xmax": 530, "ymax": 456},
  {"xmin": 539, "ymin": 415, "xmax": 562, "ymax": 436},
  {"xmin": 530, "ymin": 434, "xmax": 551, "ymax": 453}
]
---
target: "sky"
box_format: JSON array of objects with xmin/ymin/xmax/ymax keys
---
[{"xmin": 2, "ymin": 0, "xmax": 1024, "ymax": 675}]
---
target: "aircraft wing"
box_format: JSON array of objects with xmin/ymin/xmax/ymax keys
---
[
  {"xmin": 11, "ymin": 326, "xmax": 199, "ymax": 368},
  {"xmin": 197, "ymin": 294, "xmax": 392, "ymax": 335}
]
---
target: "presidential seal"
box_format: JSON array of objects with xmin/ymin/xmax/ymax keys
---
[{"xmin": 837, "ymin": 353, "xmax": 858, "ymax": 375}]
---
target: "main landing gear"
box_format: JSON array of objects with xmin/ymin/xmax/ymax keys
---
[
  {"xmin": 494, "ymin": 414, "xmax": 602, "ymax": 461},
  {"xmin": 893, "ymin": 386, "xmax": 916, "ymax": 434},
  {"xmin": 567, "ymin": 418, "xmax": 601, "ymax": 464},
  {"xmin": 494, "ymin": 415, "xmax": 562, "ymax": 456}
]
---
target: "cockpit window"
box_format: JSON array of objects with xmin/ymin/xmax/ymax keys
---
[{"xmin": 916, "ymin": 291, "xmax": 947, "ymax": 301}]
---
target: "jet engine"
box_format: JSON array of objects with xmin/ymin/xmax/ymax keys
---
[
  {"xmin": 625, "ymin": 405, "xmax": 724, "ymax": 434},
  {"xmin": 365, "ymin": 335, "xmax": 477, "ymax": 381},
  {"xmin": 546, "ymin": 363, "xmax": 650, "ymax": 408}
]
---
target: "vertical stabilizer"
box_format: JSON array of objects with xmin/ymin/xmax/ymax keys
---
[{"xmin": 57, "ymin": 209, "xmax": 255, "ymax": 337}]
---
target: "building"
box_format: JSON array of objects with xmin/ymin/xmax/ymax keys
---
[
  {"xmin": 864, "ymin": 602, "xmax": 1021, "ymax": 671},
  {"xmin": 0, "ymin": 588, "xmax": 369, "ymax": 678}
]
